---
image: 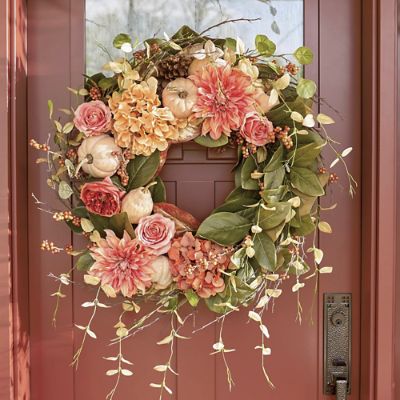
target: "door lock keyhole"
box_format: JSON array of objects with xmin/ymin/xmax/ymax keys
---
[{"xmin": 331, "ymin": 311, "xmax": 345, "ymax": 326}]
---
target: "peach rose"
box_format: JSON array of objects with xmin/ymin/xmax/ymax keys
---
[
  {"xmin": 135, "ymin": 213, "xmax": 175, "ymax": 255},
  {"xmin": 80, "ymin": 177, "xmax": 125, "ymax": 216},
  {"xmin": 240, "ymin": 112, "xmax": 274, "ymax": 146},
  {"xmin": 74, "ymin": 100, "xmax": 112, "ymax": 136}
]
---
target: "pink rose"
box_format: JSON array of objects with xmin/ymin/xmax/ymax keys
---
[
  {"xmin": 240, "ymin": 112, "xmax": 274, "ymax": 146},
  {"xmin": 135, "ymin": 213, "xmax": 175, "ymax": 255},
  {"xmin": 74, "ymin": 100, "xmax": 112, "ymax": 136},
  {"xmin": 81, "ymin": 177, "xmax": 125, "ymax": 217}
]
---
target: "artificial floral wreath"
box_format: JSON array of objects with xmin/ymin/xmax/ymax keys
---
[{"xmin": 31, "ymin": 22, "xmax": 355, "ymax": 399}]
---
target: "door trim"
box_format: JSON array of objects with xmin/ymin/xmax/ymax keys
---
[
  {"xmin": 360, "ymin": 0, "xmax": 398, "ymax": 399},
  {"xmin": 0, "ymin": 0, "xmax": 397, "ymax": 398}
]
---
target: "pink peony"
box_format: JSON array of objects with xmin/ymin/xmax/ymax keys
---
[
  {"xmin": 168, "ymin": 232, "xmax": 231, "ymax": 298},
  {"xmin": 135, "ymin": 213, "xmax": 175, "ymax": 255},
  {"xmin": 240, "ymin": 112, "xmax": 275, "ymax": 146},
  {"xmin": 89, "ymin": 230, "xmax": 155, "ymax": 297},
  {"xmin": 80, "ymin": 177, "xmax": 125, "ymax": 217},
  {"xmin": 74, "ymin": 100, "xmax": 112, "ymax": 136},
  {"xmin": 190, "ymin": 65, "xmax": 254, "ymax": 140}
]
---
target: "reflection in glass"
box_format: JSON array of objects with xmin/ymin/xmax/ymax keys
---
[{"xmin": 85, "ymin": 0, "xmax": 303, "ymax": 75}]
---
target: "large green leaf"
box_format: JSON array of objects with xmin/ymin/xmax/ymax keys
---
[
  {"xmin": 258, "ymin": 202, "xmax": 291, "ymax": 230},
  {"xmin": 194, "ymin": 134, "xmax": 228, "ymax": 148},
  {"xmin": 213, "ymin": 187, "xmax": 259, "ymax": 214},
  {"xmin": 149, "ymin": 177, "xmax": 166, "ymax": 202},
  {"xmin": 89, "ymin": 212, "xmax": 135, "ymax": 238},
  {"xmin": 264, "ymin": 144, "xmax": 284, "ymax": 172},
  {"xmin": 253, "ymin": 232, "xmax": 276, "ymax": 271},
  {"xmin": 113, "ymin": 33, "xmax": 132, "ymax": 49},
  {"xmin": 126, "ymin": 151, "xmax": 160, "ymax": 191},
  {"xmin": 196, "ymin": 212, "xmax": 251, "ymax": 245},
  {"xmin": 76, "ymin": 251, "xmax": 94, "ymax": 272},
  {"xmin": 289, "ymin": 167, "xmax": 325, "ymax": 196},
  {"xmin": 241, "ymin": 156, "xmax": 260, "ymax": 190},
  {"xmin": 261, "ymin": 185, "xmax": 288, "ymax": 203},
  {"xmin": 264, "ymin": 166, "xmax": 285, "ymax": 190},
  {"xmin": 287, "ymin": 142, "xmax": 321, "ymax": 167}
]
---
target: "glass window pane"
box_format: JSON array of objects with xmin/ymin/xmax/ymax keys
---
[{"xmin": 85, "ymin": 0, "xmax": 303, "ymax": 75}]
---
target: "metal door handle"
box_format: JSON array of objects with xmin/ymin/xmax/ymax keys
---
[{"xmin": 336, "ymin": 379, "xmax": 347, "ymax": 400}]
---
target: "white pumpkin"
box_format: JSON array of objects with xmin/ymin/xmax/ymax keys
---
[
  {"xmin": 148, "ymin": 256, "xmax": 173, "ymax": 290},
  {"xmin": 162, "ymin": 78, "xmax": 198, "ymax": 119},
  {"xmin": 172, "ymin": 124, "xmax": 200, "ymax": 144},
  {"xmin": 77, "ymin": 134, "xmax": 121, "ymax": 178},
  {"xmin": 121, "ymin": 186, "xmax": 153, "ymax": 224}
]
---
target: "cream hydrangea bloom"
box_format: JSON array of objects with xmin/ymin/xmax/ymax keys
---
[{"xmin": 108, "ymin": 77, "xmax": 180, "ymax": 156}]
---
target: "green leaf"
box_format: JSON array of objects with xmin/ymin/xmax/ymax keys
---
[
  {"xmin": 149, "ymin": 177, "xmax": 166, "ymax": 202},
  {"xmin": 205, "ymin": 276, "xmax": 254, "ymax": 314},
  {"xmin": 89, "ymin": 212, "xmax": 135, "ymax": 238},
  {"xmin": 47, "ymin": 100, "xmax": 54, "ymax": 119},
  {"xmin": 185, "ymin": 290, "xmax": 200, "ymax": 307},
  {"xmin": 296, "ymin": 78, "xmax": 317, "ymax": 99},
  {"xmin": 224, "ymin": 37, "xmax": 237, "ymax": 51},
  {"xmin": 291, "ymin": 214, "xmax": 316, "ymax": 236},
  {"xmin": 72, "ymin": 206, "xmax": 89, "ymax": 218},
  {"xmin": 58, "ymin": 181, "xmax": 73, "ymax": 199},
  {"xmin": 287, "ymin": 143, "xmax": 321, "ymax": 167},
  {"xmin": 253, "ymin": 232, "xmax": 276, "ymax": 271},
  {"xmin": 264, "ymin": 145, "xmax": 284, "ymax": 172},
  {"xmin": 194, "ymin": 135, "xmax": 228, "ymax": 148},
  {"xmin": 113, "ymin": 33, "xmax": 132, "ymax": 49},
  {"xmin": 98, "ymin": 77, "xmax": 116, "ymax": 90},
  {"xmin": 289, "ymin": 167, "xmax": 325, "ymax": 196},
  {"xmin": 76, "ymin": 251, "xmax": 94, "ymax": 272},
  {"xmin": 171, "ymin": 25, "xmax": 199, "ymax": 40},
  {"xmin": 127, "ymin": 151, "xmax": 160, "ymax": 191},
  {"xmin": 294, "ymin": 46, "xmax": 314, "ymax": 65},
  {"xmin": 255, "ymin": 34, "xmax": 276, "ymax": 56},
  {"xmin": 261, "ymin": 185, "xmax": 288, "ymax": 203},
  {"xmin": 271, "ymin": 21, "xmax": 280, "ymax": 35},
  {"xmin": 258, "ymin": 202, "xmax": 291, "ymax": 230},
  {"xmin": 264, "ymin": 166, "xmax": 285, "ymax": 190},
  {"xmin": 197, "ymin": 212, "xmax": 251, "ymax": 245},
  {"xmin": 241, "ymin": 156, "xmax": 259, "ymax": 190}
]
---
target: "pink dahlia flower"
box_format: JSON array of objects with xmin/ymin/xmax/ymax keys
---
[
  {"xmin": 190, "ymin": 65, "xmax": 254, "ymax": 140},
  {"xmin": 89, "ymin": 230, "xmax": 155, "ymax": 297},
  {"xmin": 168, "ymin": 232, "xmax": 231, "ymax": 298},
  {"xmin": 74, "ymin": 100, "xmax": 112, "ymax": 137},
  {"xmin": 135, "ymin": 213, "xmax": 175, "ymax": 256}
]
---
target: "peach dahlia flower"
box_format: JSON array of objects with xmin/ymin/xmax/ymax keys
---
[
  {"xmin": 190, "ymin": 65, "xmax": 254, "ymax": 140},
  {"xmin": 89, "ymin": 230, "xmax": 155, "ymax": 297}
]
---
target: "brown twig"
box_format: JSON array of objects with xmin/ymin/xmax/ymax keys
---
[{"xmin": 199, "ymin": 17, "xmax": 261, "ymax": 36}]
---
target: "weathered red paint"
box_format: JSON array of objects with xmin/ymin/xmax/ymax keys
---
[{"xmin": 0, "ymin": 0, "xmax": 398, "ymax": 399}]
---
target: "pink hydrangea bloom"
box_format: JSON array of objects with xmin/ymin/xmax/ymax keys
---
[
  {"xmin": 168, "ymin": 232, "xmax": 231, "ymax": 298},
  {"xmin": 89, "ymin": 230, "xmax": 155, "ymax": 297},
  {"xmin": 190, "ymin": 65, "xmax": 254, "ymax": 140},
  {"xmin": 74, "ymin": 100, "xmax": 112, "ymax": 136}
]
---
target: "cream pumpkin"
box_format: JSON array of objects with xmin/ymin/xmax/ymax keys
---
[
  {"xmin": 148, "ymin": 256, "xmax": 173, "ymax": 290},
  {"xmin": 121, "ymin": 186, "xmax": 153, "ymax": 224},
  {"xmin": 77, "ymin": 134, "xmax": 121, "ymax": 178},
  {"xmin": 162, "ymin": 78, "xmax": 198, "ymax": 119}
]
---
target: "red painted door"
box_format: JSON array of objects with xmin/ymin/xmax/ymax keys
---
[{"xmin": 27, "ymin": 0, "xmax": 361, "ymax": 399}]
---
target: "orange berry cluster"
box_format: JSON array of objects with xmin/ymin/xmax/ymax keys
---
[
  {"xmin": 53, "ymin": 211, "xmax": 73, "ymax": 222},
  {"xmin": 329, "ymin": 173, "xmax": 339, "ymax": 183},
  {"xmin": 89, "ymin": 86, "xmax": 102, "ymax": 100},
  {"xmin": 30, "ymin": 139, "xmax": 49, "ymax": 152},
  {"xmin": 275, "ymin": 126, "xmax": 293, "ymax": 149},
  {"xmin": 40, "ymin": 240, "xmax": 61, "ymax": 254}
]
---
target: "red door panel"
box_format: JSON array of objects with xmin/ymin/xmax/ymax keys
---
[{"xmin": 27, "ymin": 0, "xmax": 362, "ymax": 399}]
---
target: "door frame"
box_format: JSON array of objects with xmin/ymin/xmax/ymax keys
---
[{"xmin": 0, "ymin": 0, "xmax": 397, "ymax": 399}]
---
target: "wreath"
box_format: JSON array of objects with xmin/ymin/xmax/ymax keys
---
[{"xmin": 31, "ymin": 22, "xmax": 355, "ymax": 398}]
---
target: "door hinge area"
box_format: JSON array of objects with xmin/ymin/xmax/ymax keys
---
[{"xmin": 323, "ymin": 293, "xmax": 351, "ymax": 398}]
